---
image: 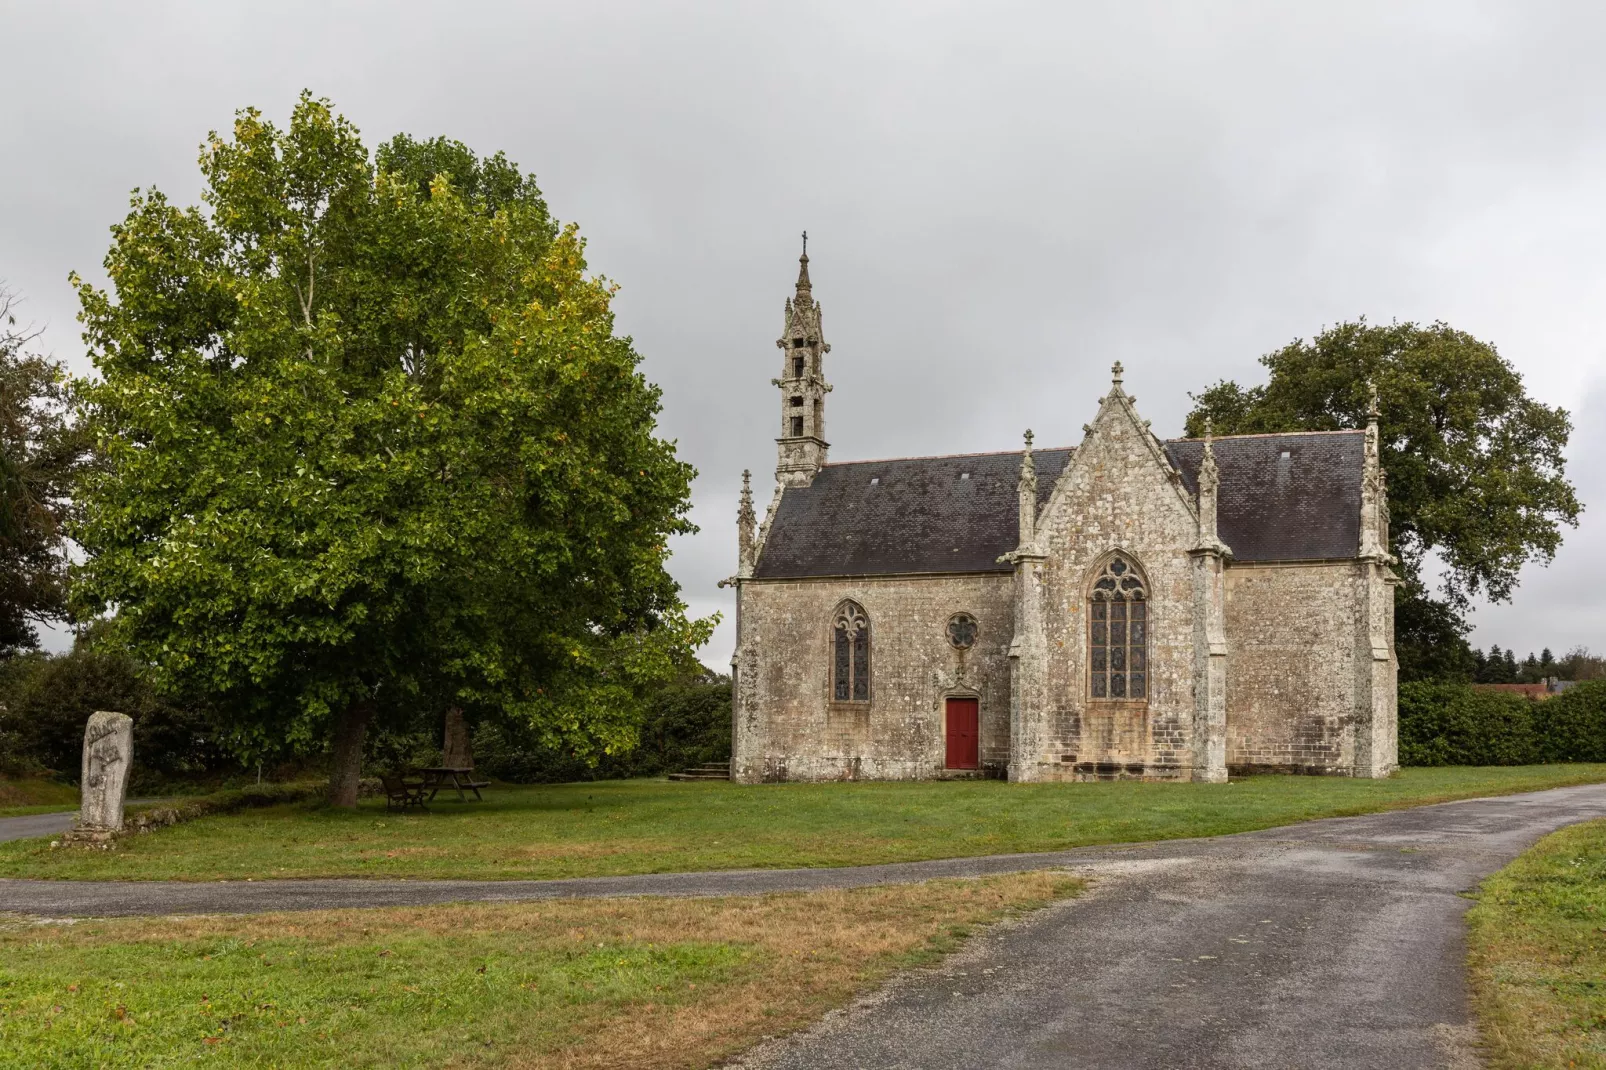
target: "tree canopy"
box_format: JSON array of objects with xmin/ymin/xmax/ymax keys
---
[
  {"xmin": 0, "ymin": 285, "xmax": 83, "ymax": 654},
  {"xmin": 1186, "ymin": 319, "xmax": 1580, "ymax": 678},
  {"xmin": 71, "ymin": 93, "xmax": 709, "ymax": 803}
]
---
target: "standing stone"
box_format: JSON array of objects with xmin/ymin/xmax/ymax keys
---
[
  {"xmin": 441, "ymin": 707, "xmax": 473, "ymax": 770},
  {"xmin": 71, "ymin": 711, "xmax": 133, "ymax": 841}
]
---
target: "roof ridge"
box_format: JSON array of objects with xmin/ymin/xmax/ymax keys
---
[
  {"xmin": 824, "ymin": 446, "xmax": 1075, "ymax": 467},
  {"xmin": 1166, "ymin": 429, "xmax": 1364, "ymax": 444}
]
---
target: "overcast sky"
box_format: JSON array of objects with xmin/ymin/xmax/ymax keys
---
[{"xmin": 3, "ymin": 1, "xmax": 1603, "ymax": 665}]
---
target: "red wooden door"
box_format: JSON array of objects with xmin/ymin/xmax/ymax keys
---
[{"xmin": 945, "ymin": 697, "xmax": 979, "ymax": 770}]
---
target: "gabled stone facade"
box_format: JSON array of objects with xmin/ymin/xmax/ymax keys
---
[{"xmin": 727, "ymin": 247, "xmax": 1399, "ymax": 784}]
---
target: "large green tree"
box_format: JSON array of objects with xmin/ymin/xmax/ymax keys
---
[
  {"xmin": 1186, "ymin": 320, "xmax": 1580, "ymax": 679},
  {"xmin": 0, "ymin": 285, "xmax": 83, "ymax": 654},
  {"xmin": 72, "ymin": 93, "xmax": 709, "ymax": 804}
]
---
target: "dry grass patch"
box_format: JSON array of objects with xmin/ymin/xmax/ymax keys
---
[
  {"xmin": 0, "ymin": 871, "xmax": 1079, "ymax": 1068},
  {"xmin": 1467, "ymin": 817, "xmax": 1606, "ymax": 1069},
  {"xmin": 507, "ymin": 839, "xmax": 665, "ymax": 862}
]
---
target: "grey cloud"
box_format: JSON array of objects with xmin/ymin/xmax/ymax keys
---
[{"xmin": 2, "ymin": 1, "xmax": 1602, "ymax": 664}]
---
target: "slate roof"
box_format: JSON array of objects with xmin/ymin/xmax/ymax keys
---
[
  {"xmin": 753, "ymin": 448, "xmax": 1073, "ymax": 579},
  {"xmin": 1163, "ymin": 430, "xmax": 1365, "ymax": 563},
  {"xmin": 751, "ymin": 429, "xmax": 1368, "ymax": 580}
]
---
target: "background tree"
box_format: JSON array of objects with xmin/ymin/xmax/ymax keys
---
[
  {"xmin": 0, "ymin": 285, "xmax": 83, "ymax": 654},
  {"xmin": 1185, "ymin": 320, "xmax": 1580, "ymax": 679},
  {"xmin": 72, "ymin": 93, "xmax": 710, "ymax": 805},
  {"xmin": 1560, "ymin": 647, "xmax": 1606, "ymax": 682},
  {"xmin": 0, "ymin": 632, "xmax": 234, "ymax": 789}
]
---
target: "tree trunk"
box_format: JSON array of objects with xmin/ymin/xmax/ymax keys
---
[{"xmin": 327, "ymin": 697, "xmax": 374, "ymax": 808}]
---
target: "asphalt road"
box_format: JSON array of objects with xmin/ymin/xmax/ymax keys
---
[
  {"xmin": 0, "ymin": 811, "xmax": 75, "ymax": 844},
  {"xmin": 733, "ymin": 783, "xmax": 1606, "ymax": 1070}
]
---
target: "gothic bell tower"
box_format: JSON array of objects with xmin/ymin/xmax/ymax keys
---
[{"xmin": 773, "ymin": 233, "xmax": 832, "ymax": 487}]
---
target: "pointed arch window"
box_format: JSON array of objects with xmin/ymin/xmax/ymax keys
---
[
  {"xmin": 832, "ymin": 601, "xmax": 871, "ymax": 702},
  {"xmin": 1089, "ymin": 555, "xmax": 1148, "ymax": 701}
]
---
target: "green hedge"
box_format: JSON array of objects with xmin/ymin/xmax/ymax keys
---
[
  {"xmin": 0, "ymin": 648, "xmax": 237, "ymax": 788},
  {"xmin": 474, "ymin": 674, "xmax": 731, "ymax": 783},
  {"xmin": 1400, "ymin": 680, "xmax": 1606, "ymax": 766},
  {"xmin": 1538, "ymin": 682, "xmax": 1606, "ymax": 764}
]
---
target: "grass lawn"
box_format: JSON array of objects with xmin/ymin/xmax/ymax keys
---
[
  {"xmin": 0, "ymin": 871, "xmax": 1077, "ymax": 1068},
  {"xmin": 1, "ymin": 764, "xmax": 1602, "ymax": 882},
  {"xmin": 0, "ymin": 777, "xmax": 78, "ymax": 817},
  {"xmin": 1467, "ymin": 817, "xmax": 1606, "ymax": 1069}
]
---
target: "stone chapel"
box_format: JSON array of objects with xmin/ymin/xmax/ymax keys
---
[{"xmin": 726, "ymin": 244, "xmax": 1399, "ymax": 784}]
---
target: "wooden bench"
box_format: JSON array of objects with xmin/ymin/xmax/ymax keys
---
[{"xmin": 380, "ymin": 773, "xmax": 428, "ymax": 812}]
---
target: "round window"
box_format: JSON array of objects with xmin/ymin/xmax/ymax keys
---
[{"xmin": 946, "ymin": 613, "xmax": 978, "ymax": 650}]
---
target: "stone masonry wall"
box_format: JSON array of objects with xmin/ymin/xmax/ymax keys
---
[
  {"xmin": 732, "ymin": 572, "xmax": 1014, "ymax": 783},
  {"xmin": 1027, "ymin": 392, "xmax": 1204, "ymax": 782},
  {"xmin": 1222, "ymin": 561, "xmax": 1359, "ymax": 774}
]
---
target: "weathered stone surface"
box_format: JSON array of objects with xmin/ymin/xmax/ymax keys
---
[
  {"xmin": 733, "ymin": 573, "xmax": 1016, "ymax": 783},
  {"xmin": 441, "ymin": 707, "xmax": 473, "ymax": 770},
  {"xmin": 731, "ymin": 255, "xmax": 1397, "ymax": 785},
  {"xmin": 75, "ymin": 710, "xmax": 133, "ymax": 834}
]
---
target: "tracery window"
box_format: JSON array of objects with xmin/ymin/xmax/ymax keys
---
[
  {"xmin": 946, "ymin": 613, "xmax": 978, "ymax": 650},
  {"xmin": 832, "ymin": 601, "xmax": 871, "ymax": 702},
  {"xmin": 1089, "ymin": 554, "xmax": 1148, "ymax": 701}
]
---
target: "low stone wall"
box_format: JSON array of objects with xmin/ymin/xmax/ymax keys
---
[
  {"xmin": 122, "ymin": 783, "xmax": 327, "ymax": 835},
  {"xmin": 58, "ymin": 780, "xmax": 373, "ymax": 846}
]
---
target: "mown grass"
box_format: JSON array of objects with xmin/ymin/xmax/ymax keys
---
[
  {"xmin": 1468, "ymin": 817, "xmax": 1606, "ymax": 1069},
  {"xmin": 1, "ymin": 764, "xmax": 1602, "ymax": 882},
  {"xmin": 0, "ymin": 777, "xmax": 77, "ymax": 817},
  {"xmin": 0, "ymin": 871, "xmax": 1078, "ymax": 1069}
]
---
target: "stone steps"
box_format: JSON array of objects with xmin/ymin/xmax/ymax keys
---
[{"xmin": 668, "ymin": 763, "xmax": 732, "ymax": 782}]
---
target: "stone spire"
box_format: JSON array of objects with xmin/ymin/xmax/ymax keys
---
[
  {"xmin": 1017, "ymin": 429, "xmax": 1038, "ymax": 551},
  {"xmin": 737, "ymin": 469, "xmax": 756, "ymax": 577},
  {"xmin": 773, "ymin": 233, "xmax": 832, "ymax": 487},
  {"xmin": 1359, "ymin": 381, "xmax": 1388, "ymax": 560},
  {"xmin": 1193, "ymin": 418, "xmax": 1228, "ymax": 554}
]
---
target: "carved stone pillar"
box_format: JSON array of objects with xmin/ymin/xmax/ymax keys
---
[
  {"xmin": 67, "ymin": 711, "xmax": 133, "ymax": 843},
  {"xmin": 1189, "ymin": 423, "xmax": 1230, "ymax": 783},
  {"xmin": 1352, "ymin": 384, "xmax": 1399, "ymax": 778},
  {"xmin": 1189, "ymin": 549, "xmax": 1229, "ymax": 782},
  {"xmin": 1006, "ymin": 430, "xmax": 1047, "ymax": 782}
]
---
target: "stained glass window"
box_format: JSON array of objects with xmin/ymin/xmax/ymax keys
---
[
  {"xmin": 833, "ymin": 602, "xmax": 871, "ymax": 703},
  {"xmin": 1088, "ymin": 555, "xmax": 1147, "ymax": 702}
]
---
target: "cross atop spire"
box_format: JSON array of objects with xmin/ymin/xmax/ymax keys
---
[
  {"xmin": 795, "ymin": 231, "xmax": 811, "ymax": 291},
  {"xmin": 1367, "ymin": 379, "xmax": 1380, "ymax": 421},
  {"xmin": 1111, "ymin": 361, "xmax": 1125, "ymax": 387}
]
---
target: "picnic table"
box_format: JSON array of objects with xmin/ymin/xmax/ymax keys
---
[{"xmin": 417, "ymin": 766, "xmax": 489, "ymax": 802}]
